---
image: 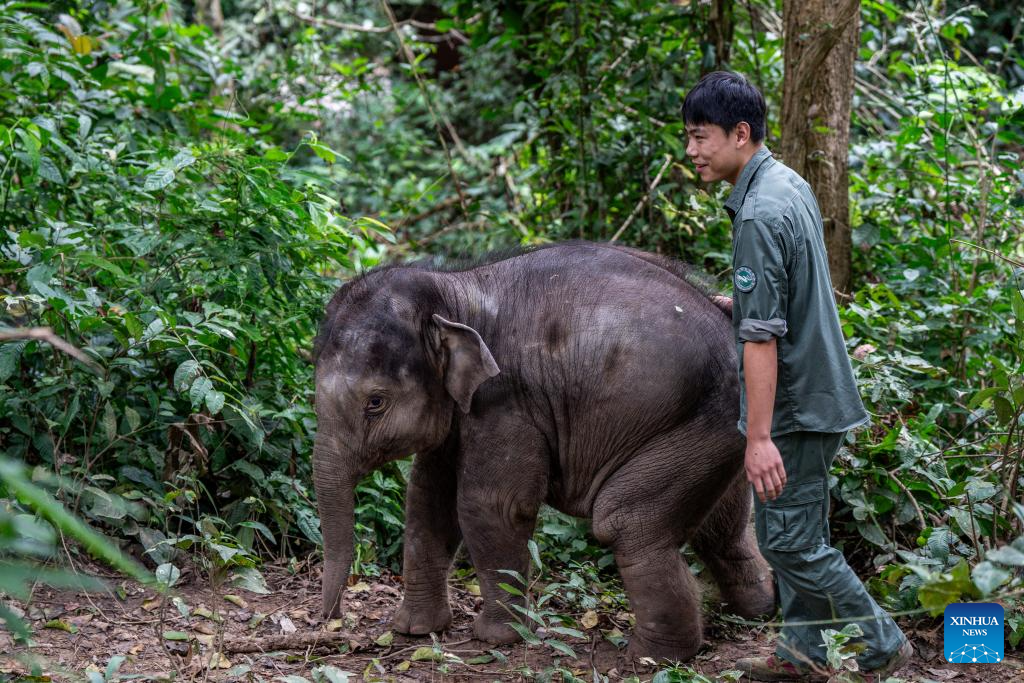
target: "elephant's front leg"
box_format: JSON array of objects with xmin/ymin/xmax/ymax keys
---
[
  {"xmin": 393, "ymin": 445, "xmax": 461, "ymax": 635},
  {"xmin": 456, "ymin": 425, "xmax": 548, "ymax": 644},
  {"xmin": 458, "ymin": 487, "xmax": 541, "ymax": 643}
]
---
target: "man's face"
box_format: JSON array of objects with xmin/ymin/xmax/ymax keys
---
[{"xmin": 685, "ymin": 123, "xmax": 746, "ymax": 185}]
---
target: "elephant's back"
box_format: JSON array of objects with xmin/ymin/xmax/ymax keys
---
[{"xmin": 480, "ymin": 242, "xmax": 738, "ymax": 420}]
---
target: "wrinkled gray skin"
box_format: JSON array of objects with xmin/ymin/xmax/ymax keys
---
[{"xmin": 312, "ymin": 242, "xmax": 774, "ymax": 661}]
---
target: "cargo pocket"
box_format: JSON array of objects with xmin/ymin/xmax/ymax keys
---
[{"xmin": 764, "ymin": 480, "xmax": 824, "ymax": 552}]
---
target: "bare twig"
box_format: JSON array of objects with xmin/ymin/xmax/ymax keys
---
[
  {"xmin": 287, "ymin": 9, "xmax": 436, "ymax": 34},
  {"xmin": 887, "ymin": 469, "xmax": 927, "ymax": 531},
  {"xmin": 379, "ymin": 0, "xmax": 471, "ymax": 218},
  {"xmin": 0, "ymin": 326, "xmax": 101, "ymax": 373},
  {"xmin": 222, "ymin": 630, "xmax": 357, "ymax": 654},
  {"xmin": 609, "ymin": 155, "xmax": 672, "ymax": 243}
]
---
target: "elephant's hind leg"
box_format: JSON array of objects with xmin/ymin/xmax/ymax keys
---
[
  {"xmin": 394, "ymin": 443, "xmax": 462, "ymax": 635},
  {"xmin": 691, "ymin": 470, "xmax": 776, "ymax": 620},
  {"xmin": 604, "ymin": 536, "xmax": 704, "ymax": 662}
]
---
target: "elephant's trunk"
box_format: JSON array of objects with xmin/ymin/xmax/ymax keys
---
[{"xmin": 313, "ymin": 434, "xmax": 357, "ymax": 619}]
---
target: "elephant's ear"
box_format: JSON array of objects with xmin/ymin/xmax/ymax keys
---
[{"xmin": 431, "ymin": 314, "xmax": 500, "ymax": 414}]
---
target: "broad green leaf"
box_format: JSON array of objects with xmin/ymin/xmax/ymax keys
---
[
  {"xmin": 162, "ymin": 630, "xmax": 189, "ymax": 641},
  {"xmin": 190, "ymin": 376, "xmax": 213, "ymax": 408},
  {"xmin": 76, "ymin": 253, "xmax": 126, "ymax": 277},
  {"xmin": 38, "ymin": 156, "xmax": 63, "ymax": 184},
  {"xmin": 295, "ymin": 508, "xmax": 322, "ymax": 545},
  {"xmin": 264, "ymin": 147, "xmax": 289, "ymax": 162},
  {"xmin": 993, "ymin": 396, "xmax": 1015, "ymax": 424},
  {"xmin": 77, "ymin": 113, "xmax": 91, "ymax": 139},
  {"xmin": 972, "ymin": 561, "xmax": 1010, "ymax": 595},
  {"xmin": 528, "ymin": 539, "xmax": 542, "ymax": 570},
  {"xmin": 102, "ymin": 402, "xmax": 117, "ymax": 441},
  {"xmin": 124, "ymin": 407, "xmax": 141, "ymax": 433},
  {"xmin": 229, "ymin": 567, "xmax": 271, "ymax": 594},
  {"xmin": 410, "ymin": 647, "xmax": 445, "ymax": 662},
  {"xmin": 544, "ymin": 638, "xmax": 577, "ymax": 658},
  {"xmin": 209, "ymin": 542, "xmax": 242, "ymax": 564},
  {"xmin": 173, "ymin": 359, "xmax": 201, "ymax": 392},
  {"xmin": 156, "ymin": 563, "xmax": 181, "ymax": 588},
  {"xmin": 546, "ymin": 626, "xmax": 585, "ymax": 638},
  {"xmin": 987, "ymin": 545, "xmax": 1024, "ymax": 566},
  {"xmin": 507, "ymin": 621, "xmax": 543, "ymax": 646},
  {"xmin": 0, "ymin": 341, "xmax": 27, "ymax": 382},
  {"xmin": 205, "ymin": 389, "xmax": 225, "ymax": 414},
  {"xmin": 170, "ymin": 149, "xmax": 196, "ymax": 171},
  {"xmin": 141, "ymin": 318, "xmax": 165, "ymax": 343},
  {"xmin": 312, "ymin": 666, "xmax": 353, "ymax": 683},
  {"xmin": 918, "ymin": 561, "xmax": 979, "ymax": 615},
  {"xmin": 44, "ymin": 619, "xmax": 77, "ymax": 633},
  {"xmin": 0, "ymin": 459, "xmax": 152, "ymax": 586},
  {"xmin": 144, "ymin": 167, "xmax": 175, "ymax": 191},
  {"xmin": 497, "ymin": 582, "xmax": 523, "ymax": 597}
]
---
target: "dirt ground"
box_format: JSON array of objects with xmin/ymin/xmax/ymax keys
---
[{"xmin": 2, "ymin": 560, "xmax": 1021, "ymax": 682}]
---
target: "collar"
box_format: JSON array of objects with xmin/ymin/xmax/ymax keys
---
[{"xmin": 724, "ymin": 146, "xmax": 773, "ymax": 220}]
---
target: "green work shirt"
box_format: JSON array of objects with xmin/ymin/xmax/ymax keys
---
[{"xmin": 724, "ymin": 146, "xmax": 869, "ymax": 437}]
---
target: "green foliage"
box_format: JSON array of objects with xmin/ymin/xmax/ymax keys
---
[
  {"xmin": 2, "ymin": 0, "xmax": 1024, "ymax": 660},
  {"xmin": 0, "ymin": 457, "xmax": 148, "ymax": 639},
  {"xmin": 0, "ymin": 0, "xmax": 370, "ymax": 633}
]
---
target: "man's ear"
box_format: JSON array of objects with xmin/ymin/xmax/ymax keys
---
[
  {"xmin": 429, "ymin": 314, "xmax": 500, "ymax": 414},
  {"xmin": 734, "ymin": 120, "xmax": 752, "ymax": 147}
]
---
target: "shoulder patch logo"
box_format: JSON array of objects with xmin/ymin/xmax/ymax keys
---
[{"xmin": 735, "ymin": 266, "xmax": 757, "ymax": 293}]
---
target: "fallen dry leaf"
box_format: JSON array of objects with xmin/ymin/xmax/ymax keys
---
[
  {"xmin": 205, "ymin": 651, "xmax": 231, "ymax": 669},
  {"xmin": 224, "ymin": 594, "xmax": 248, "ymax": 609},
  {"xmin": 193, "ymin": 622, "xmax": 217, "ymax": 636},
  {"xmin": 581, "ymin": 610, "xmax": 599, "ymax": 630},
  {"xmin": 326, "ymin": 619, "xmax": 345, "ymax": 632},
  {"xmin": 278, "ymin": 616, "xmax": 296, "ymax": 634}
]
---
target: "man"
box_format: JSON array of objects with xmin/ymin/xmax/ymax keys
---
[{"xmin": 682, "ymin": 71, "xmax": 910, "ymax": 681}]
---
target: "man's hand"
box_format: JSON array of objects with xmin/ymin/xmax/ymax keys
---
[
  {"xmin": 745, "ymin": 436, "xmax": 787, "ymax": 503},
  {"xmin": 711, "ymin": 295, "xmax": 733, "ymax": 316}
]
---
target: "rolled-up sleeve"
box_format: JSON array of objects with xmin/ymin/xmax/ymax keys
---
[{"xmin": 733, "ymin": 218, "xmax": 788, "ymax": 342}]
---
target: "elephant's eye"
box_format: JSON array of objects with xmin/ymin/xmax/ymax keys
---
[{"xmin": 364, "ymin": 396, "xmax": 386, "ymax": 415}]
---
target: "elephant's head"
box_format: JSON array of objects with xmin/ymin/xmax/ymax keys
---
[{"xmin": 312, "ymin": 271, "xmax": 499, "ymax": 618}]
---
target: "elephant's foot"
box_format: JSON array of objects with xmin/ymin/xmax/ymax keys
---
[
  {"xmin": 626, "ymin": 626, "xmax": 702, "ymax": 663},
  {"xmin": 472, "ymin": 614, "xmax": 522, "ymax": 644},
  {"xmin": 393, "ymin": 599, "xmax": 452, "ymax": 635},
  {"xmin": 718, "ymin": 568, "xmax": 776, "ymax": 619}
]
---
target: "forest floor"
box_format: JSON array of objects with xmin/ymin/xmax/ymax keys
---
[{"xmin": 2, "ymin": 560, "xmax": 1021, "ymax": 682}]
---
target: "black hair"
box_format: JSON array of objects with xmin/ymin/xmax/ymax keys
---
[{"xmin": 682, "ymin": 71, "xmax": 766, "ymax": 143}]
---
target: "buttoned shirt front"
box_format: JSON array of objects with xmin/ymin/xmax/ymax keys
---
[{"xmin": 725, "ymin": 146, "xmax": 869, "ymax": 437}]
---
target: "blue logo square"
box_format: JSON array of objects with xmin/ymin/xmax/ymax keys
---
[{"xmin": 944, "ymin": 602, "xmax": 1004, "ymax": 663}]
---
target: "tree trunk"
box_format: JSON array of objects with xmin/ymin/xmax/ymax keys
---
[
  {"xmin": 195, "ymin": 0, "xmax": 224, "ymax": 36},
  {"xmin": 704, "ymin": 0, "xmax": 734, "ymax": 72},
  {"xmin": 780, "ymin": 0, "xmax": 860, "ymax": 294}
]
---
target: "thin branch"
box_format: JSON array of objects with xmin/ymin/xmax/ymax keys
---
[
  {"xmin": 222, "ymin": 630, "xmax": 356, "ymax": 654},
  {"xmin": 378, "ymin": 0, "xmax": 471, "ymax": 218},
  {"xmin": 609, "ymin": 155, "xmax": 672, "ymax": 243},
  {"xmin": 287, "ymin": 9, "xmax": 436, "ymax": 35},
  {"xmin": 0, "ymin": 326, "xmax": 101, "ymax": 373}
]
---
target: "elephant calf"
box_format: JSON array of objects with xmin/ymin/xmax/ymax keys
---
[{"xmin": 312, "ymin": 242, "xmax": 775, "ymax": 661}]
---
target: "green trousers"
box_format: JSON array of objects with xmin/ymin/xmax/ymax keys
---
[{"xmin": 753, "ymin": 431, "xmax": 907, "ymax": 669}]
